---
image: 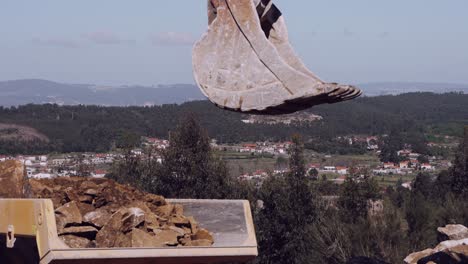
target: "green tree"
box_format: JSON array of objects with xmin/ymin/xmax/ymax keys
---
[
  {"xmin": 115, "ymin": 130, "xmax": 141, "ymax": 149},
  {"xmin": 437, "ymin": 193, "xmax": 468, "ymax": 226},
  {"xmin": 412, "ymin": 173, "xmax": 433, "ymax": 198},
  {"xmin": 255, "ymin": 135, "xmax": 319, "ymax": 264},
  {"xmin": 417, "ymin": 155, "xmax": 429, "ymax": 164},
  {"xmin": 287, "ymin": 135, "xmax": 318, "ymax": 229},
  {"xmin": 353, "ymin": 201, "xmax": 410, "ymax": 263},
  {"xmin": 405, "ymin": 191, "xmax": 437, "ymax": 250},
  {"xmin": 433, "ymin": 126, "xmax": 468, "ymax": 200},
  {"xmin": 308, "ymin": 168, "xmax": 319, "ymax": 179},
  {"xmin": 107, "ymin": 147, "xmax": 159, "ymax": 191},
  {"xmin": 274, "ymin": 156, "xmax": 288, "ymax": 171},
  {"xmin": 338, "ymin": 169, "xmax": 380, "ymax": 222},
  {"xmin": 379, "ymin": 131, "xmax": 404, "ymax": 163},
  {"xmin": 389, "ymin": 178, "xmax": 409, "ymax": 208},
  {"xmin": 450, "ymin": 126, "xmax": 468, "ymax": 197},
  {"xmin": 108, "ymin": 114, "xmax": 242, "ymax": 200},
  {"xmin": 154, "ymin": 114, "xmax": 235, "ymax": 199}
]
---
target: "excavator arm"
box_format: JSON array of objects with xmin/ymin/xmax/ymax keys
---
[{"xmin": 193, "ymin": 0, "xmax": 362, "ymax": 115}]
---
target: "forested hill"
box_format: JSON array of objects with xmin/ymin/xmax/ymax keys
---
[{"xmin": 0, "ymin": 92, "xmax": 467, "ymax": 154}]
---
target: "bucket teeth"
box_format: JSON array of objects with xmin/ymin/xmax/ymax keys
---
[{"xmin": 193, "ymin": 0, "xmax": 361, "ymax": 115}]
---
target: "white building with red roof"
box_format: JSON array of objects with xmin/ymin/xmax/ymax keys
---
[
  {"xmin": 336, "ymin": 166, "xmax": 349, "ymax": 175},
  {"xmin": 421, "ymin": 163, "xmax": 435, "ymax": 171},
  {"xmin": 399, "ymin": 161, "xmax": 410, "ymax": 169}
]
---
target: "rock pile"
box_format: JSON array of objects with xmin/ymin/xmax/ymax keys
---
[
  {"xmin": 404, "ymin": 224, "xmax": 468, "ymax": 264},
  {"xmin": 29, "ymin": 177, "xmax": 214, "ymax": 248},
  {"xmin": 0, "ymin": 160, "xmax": 29, "ymax": 198}
]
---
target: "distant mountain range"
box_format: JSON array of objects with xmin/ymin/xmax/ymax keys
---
[
  {"xmin": 1, "ymin": 79, "xmax": 467, "ymax": 106},
  {"xmin": 0, "ymin": 79, "xmax": 206, "ymax": 107},
  {"xmin": 359, "ymin": 82, "xmax": 468, "ymax": 96}
]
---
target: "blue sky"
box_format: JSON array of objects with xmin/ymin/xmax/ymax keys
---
[{"xmin": 0, "ymin": 0, "xmax": 467, "ymax": 86}]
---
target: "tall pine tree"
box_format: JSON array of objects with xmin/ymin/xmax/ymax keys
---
[
  {"xmin": 451, "ymin": 126, "xmax": 468, "ymax": 197},
  {"xmin": 255, "ymin": 134, "xmax": 319, "ymax": 264}
]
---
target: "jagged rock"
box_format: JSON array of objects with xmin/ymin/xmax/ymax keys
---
[
  {"xmin": 80, "ymin": 181, "xmax": 98, "ymax": 190},
  {"xmin": 168, "ymin": 226, "xmax": 186, "ymax": 236},
  {"xmin": 438, "ymin": 224, "xmax": 468, "ymax": 240},
  {"xmin": 84, "ymin": 209, "xmax": 112, "ymax": 228},
  {"xmin": 418, "ymin": 251, "xmax": 467, "ymax": 264},
  {"xmin": 155, "ymin": 204, "xmax": 175, "ymax": 218},
  {"xmin": 84, "ymin": 189, "xmax": 98, "ymax": 196},
  {"xmin": 30, "ymin": 179, "xmax": 62, "ymax": 207},
  {"xmin": 96, "ymin": 226, "xmax": 118, "ymax": 248},
  {"xmin": 405, "ymin": 225, "xmax": 468, "ymax": 263},
  {"xmin": 188, "ymin": 216, "xmax": 199, "ymax": 234},
  {"xmin": 449, "ymin": 244, "xmax": 468, "ymax": 257},
  {"xmin": 434, "ymin": 238, "xmax": 468, "ymax": 251},
  {"xmin": 93, "ymin": 196, "xmax": 108, "ymax": 208},
  {"xmin": 106, "ymin": 203, "xmax": 122, "ymax": 214},
  {"xmin": 60, "ymin": 226, "xmax": 98, "ymax": 239},
  {"xmin": 94, "ymin": 189, "xmax": 113, "ymax": 208},
  {"xmin": 98, "ymin": 181, "xmax": 109, "ymax": 188},
  {"xmin": 186, "ymin": 239, "xmax": 214, "ymax": 247},
  {"xmin": 146, "ymin": 224, "xmax": 160, "ymax": 233},
  {"xmin": 60, "ymin": 235, "xmax": 93, "ymax": 248},
  {"xmin": 78, "ymin": 195, "xmax": 93, "ymax": 203},
  {"xmin": 0, "ymin": 160, "xmax": 28, "ymax": 198},
  {"xmin": 29, "ymin": 180, "xmax": 53, "ymax": 197},
  {"xmin": 76, "ymin": 202, "xmax": 95, "ymax": 216},
  {"xmin": 178, "ymin": 234, "xmax": 192, "ymax": 246},
  {"xmin": 95, "ymin": 210, "xmax": 126, "ymax": 247},
  {"xmin": 64, "ymin": 187, "xmax": 79, "ymax": 202},
  {"xmin": 182, "ymin": 227, "xmax": 193, "ymax": 235},
  {"xmin": 145, "ymin": 193, "xmax": 166, "ymax": 207},
  {"xmin": 28, "ymin": 177, "xmax": 213, "ymax": 249},
  {"xmin": 144, "ymin": 213, "xmax": 161, "ymax": 230},
  {"xmin": 55, "ymin": 201, "xmax": 82, "ymax": 232},
  {"xmin": 170, "ymin": 214, "xmax": 190, "ymax": 226},
  {"xmin": 129, "ymin": 201, "xmax": 152, "ymax": 214},
  {"xmin": 417, "ymin": 245, "xmax": 468, "ymax": 264},
  {"xmin": 153, "ymin": 229, "xmax": 179, "ymax": 246},
  {"xmin": 404, "ymin": 249, "xmax": 435, "ymax": 264},
  {"xmin": 128, "ymin": 229, "xmax": 162, "ymax": 247},
  {"xmin": 173, "ymin": 204, "xmax": 184, "ymax": 215},
  {"xmin": 121, "ymin": 208, "xmax": 146, "ymax": 233},
  {"xmin": 114, "ymin": 233, "xmax": 131, "ymax": 248},
  {"xmin": 191, "ymin": 228, "xmax": 214, "ymax": 243}
]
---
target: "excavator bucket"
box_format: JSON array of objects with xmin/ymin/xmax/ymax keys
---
[
  {"xmin": 0, "ymin": 199, "xmax": 257, "ymax": 264},
  {"xmin": 193, "ymin": 0, "xmax": 362, "ymax": 115}
]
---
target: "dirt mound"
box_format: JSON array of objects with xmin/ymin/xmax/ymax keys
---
[
  {"xmin": 29, "ymin": 177, "xmax": 214, "ymax": 248},
  {"xmin": 0, "ymin": 123, "xmax": 49, "ymax": 142}
]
